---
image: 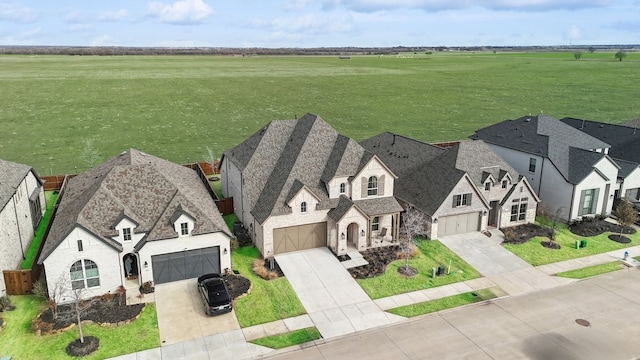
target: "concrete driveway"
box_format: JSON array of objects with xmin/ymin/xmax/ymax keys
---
[
  {"xmin": 155, "ymin": 278, "xmax": 241, "ymax": 346},
  {"xmin": 275, "ymin": 248, "xmax": 404, "ymax": 339}
]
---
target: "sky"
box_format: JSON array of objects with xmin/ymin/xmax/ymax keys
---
[{"xmin": 1, "ymin": 0, "xmax": 639, "ymax": 48}]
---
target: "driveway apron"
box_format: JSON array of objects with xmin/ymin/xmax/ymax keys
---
[
  {"xmin": 155, "ymin": 278, "xmax": 241, "ymax": 346},
  {"xmin": 275, "ymin": 248, "xmax": 404, "ymax": 339}
]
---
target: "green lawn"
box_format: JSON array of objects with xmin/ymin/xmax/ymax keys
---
[
  {"xmin": 250, "ymin": 327, "xmax": 321, "ymax": 349},
  {"xmin": 210, "ymin": 179, "xmax": 224, "ymax": 199},
  {"xmin": 21, "ymin": 191, "xmax": 59, "ymax": 269},
  {"xmin": 223, "ymin": 213, "xmax": 239, "ymax": 232},
  {"xmin": 0, "ymin": 53, "xmax": 638, "ymax": 175},
  {"xmin": 231, "ymin": 247, "xmax": 306, "ymax": 327},
  {"xmin": 388, "ymin": 287, "xmax": 498, "ymax": 318},
  {"xmin": 503, "ymin": 223, "xmax": 640, "ymax": 266},
  {"xmin": 357, "ymin": 240, "xmax": 480, "ymax": 299},
  {"xmin": 0, "ymin": 295, "xmax": 159, "ymax": 360},
  {"xmin": 556, "ymin": 261, "xmax": 625, "ymax": 279}
]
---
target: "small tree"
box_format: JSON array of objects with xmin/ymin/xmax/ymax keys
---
[
  {"xmin": 588, "ymin": 46, "xmax": 595, "ymax": 53},
  {"xmin": 80, "ymin": 139, "xmax": 101, "ymax": 168},
  {"xmin": 398, "ymin": 205, "xmax": 426, "ymax": 275},
  {"xmin": 614, "ymin": 199, "xmax": 638, "ymax": 238},
  {"xmin": 615, "ymin": 50, "xmax": 627, "ymax": 62},
  {"xmin": 67, "ymin": 287, "xmax": 93, "ymax": 344},
  {"xmin": 574, "ymin": 51, "xmax": 582, "ymax": 61},
  {"xmin": 47, "ymin": 273, "xmax": 68, "ymax": 320}
]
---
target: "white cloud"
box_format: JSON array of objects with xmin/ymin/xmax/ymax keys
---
[
  {"xmin": 98, "ymin": 9, "xmax": 128, "ymax": 22},
  {"xmin": 0, "ymin": 2, "xmax": 37, "ymax": 23},
  {"xmin": 248, "ymin": 13, "xmax": 354, "ymax": 35},
  {"xmin": 320, "ymin": 0, "xmax": 612, "ymax": 12},
  {"xmin": 91, "ymin": 34, "xmax": 119, "ymax": 46},
  {"xmin": 147, "ymin": 0, "xmax": 213, "ymax": 24}
]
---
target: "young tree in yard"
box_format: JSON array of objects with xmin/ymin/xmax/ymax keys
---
[
  {"xmin": 615, "ymin": 50, "xmax": 627, "ymax": 62},
  {"xmin": 45, "ymin": 273, "xmax": 68, "ymax": 320},
  {"xmin": 398, "ymin": 205, "xmax": 426, "ymax": 276},
  {"xmin": 67, "ymin": 287, "xmax": 93, "ymax": 344},
  {"xmin": 80, "ymin": 139, "xmax": 101, "ymax": 168},
  {"xmin": 614, "ymin": 199, "xmax": 638, "ymax": 238},
  {"xmin": 574, "ymin": 51, "xmax": 582, "ymax": 60}
]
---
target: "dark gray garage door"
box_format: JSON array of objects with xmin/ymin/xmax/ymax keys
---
[{"xmin": 151, "ymin": 247, "xmax": 220, "ymax": 285}]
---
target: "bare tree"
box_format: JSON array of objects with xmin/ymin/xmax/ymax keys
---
[
  {"xmin": 398, "ymin": 205, "xmax": 426, "ymax": 274},
  {"xmin": 66, "ymin": 287, "xmax": 93, "ymax": 344},
  {"xmin": 80, "ymin": 139, "xmax": 101, "ymax": 168},
  {"xmin": 47, "ymin": 273, "xmax": 68, "ymax": 320},
  {"xmin": 614, "ymin": 199, "xmax": 638, "ymax": 238}
]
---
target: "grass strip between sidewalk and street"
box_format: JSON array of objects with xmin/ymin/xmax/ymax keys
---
[
  {"xmin": 388, "ymin": 288, "xmax": 499, "ymax": 318},
  {"xmin": 357, "ymin": 240, "xmax": 480, "ymax": 299},
  {"xmin": 0, "ymin": 295, "xmax": 159, "ymax": 360},
  {"xmin": 231, "ymin": 246, "xmax": 306, "ymax": 327},
  {"xmin": 556, "ymin": 261, "xmax": 625, "ymax": 279},
  {"xmin": 250, "ymin": 327, "xmax": 321, "ymax": 349}
]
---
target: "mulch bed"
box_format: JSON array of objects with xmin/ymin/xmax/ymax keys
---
[
  {"xmin": 501, "ymin": 223, "xmax": 553, "ymax": 244},
  {"xmin": 66, "ymin": 336, "xmax": 99, "ymax": 357},
  {"xmin": 608, "ymin": 234, "xmax": 632, "ymax": 244},
  {"xmin": 223, "ymin": 274, "xmax": 251, "ymax": 299},
  {"xmin": 36, "ymin": 294, "xmax": 143, "ymax": 333},
  {"xmin": 347, "ymin": 245, "xmax": 401, "ymax": 279},
  {"xmin": 569, "ymin": 218, "xmax": 635, "ymax": 237}
]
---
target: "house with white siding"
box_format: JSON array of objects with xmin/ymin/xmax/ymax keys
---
[
  {"xmin": 220, "ymin": 114, "xmax": 403, "ymax": 257},
  {"xmin": 37, "ymin": 149, "xmax": 232, "ymax": 302},
  {"xmin": 0, "ymin": 158, "xmax": 45, "ymax": 295},
  {"xmin": 471, "ymin": 115, "xmax": 619, "ymax": 221}
]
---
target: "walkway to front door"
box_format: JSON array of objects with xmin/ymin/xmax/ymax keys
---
[{"xmin": 275, "ymin": 248, "xmax": 404, "ymax": 338}]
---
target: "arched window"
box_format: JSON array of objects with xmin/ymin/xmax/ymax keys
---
[
  {"xmin": 367, "ymin": 176, "xmax": 378, "ymax": 196},
  {"xmin": 301, "ymin": 202, "xmax": 307, "ymax": 213},
  {"xmin": 70, "ymin": 259, "xmax": 100, "ymax": 290},
  {"xmin": 339, "ymin": 183, "xmax": 346, "ymax": 194},
  {"xmin": 371, "ymin": 216, "xmax": 380, "ymax": 231}
]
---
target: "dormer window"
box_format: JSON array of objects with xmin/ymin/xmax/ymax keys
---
[
  {"xmin": 484, "ymin": 182, "xmax": 491, "ymax": 191},
  {"xmin": 367, "ymin": 176, "xmax": 378, "ymax": 196},
  {"xmin": 502, "ymin": 180, "xmax": 508, "ymax": 189},
  {"xmin": 180, "ymin": 222, "xmax": 189, "ymax": 236},
  {"xmin": 123, "ymin": 228, "xmax": 132, "ymax": 241},
  {"xmin": 301, "ymin": 202, "xmax": 307, "ymax": 213},
  {"xmin": 339, "ymin": 183, "xmax": 346, "ymax": 194}
]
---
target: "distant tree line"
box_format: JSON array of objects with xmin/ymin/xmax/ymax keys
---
[{"xmin": 0, "ymin": 45, "xmax": 637, "ymax": 56}]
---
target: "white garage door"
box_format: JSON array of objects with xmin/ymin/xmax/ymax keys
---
[
  {"xmin": 437, "ymin": 212, "xmax": 481, "ymax": 237},
  {"xmin": 273, "ymin": 222, "xmax": 327, "ymax": 254},
  {"xmin": 151, "ymin": 247, "xmax": 220, "ymax": 285}
]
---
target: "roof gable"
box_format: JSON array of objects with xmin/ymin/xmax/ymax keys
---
[
  {"xmin": 452, "ymin": 140, "xmax": 520, "ymax": 189},
  {"xmin": 0, "ymin": 158, "xmax": 38, "ymax": 212},
  {"xmin": 561, "ymin": 117, "xmax": 640, "ymax": 164}
]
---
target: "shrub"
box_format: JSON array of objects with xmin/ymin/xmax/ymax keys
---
[
  {"xmin": 32, "ymin": 279, "xmax": 48, "ymax": 299},
  {"xmin": 503, "ymin": 229, "xmax": 516, "ymax": 242},
  {"xmin": 230, "ymin": 238, "xmax": 239, "ymax": 252},
  {"xmin": 0, "ymin": 296, "xmax": 12, "ymax": 311},
  {"xmin": 396, "ymin": 243, "xmax": 419, "ymax": 259},
  {"xmin": 31, "ymin": 317, "xmax": 53, "ymax": 335},
  {"xmin": 252, "ymin": 259, "xmax": 278, "ymax": 280}
]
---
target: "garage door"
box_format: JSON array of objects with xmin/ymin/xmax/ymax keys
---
[
  {"xmin": 437, "ymin": 212, "xmax": 480, "ymax": 237},
  {"xmin": 151, "ymin": 247, "xmax": 220, "ymax": 285},
  {"xmin": 273, "ymin": 222, "xmax": 327, "ymax": 254}
]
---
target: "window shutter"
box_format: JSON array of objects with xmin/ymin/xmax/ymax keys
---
[
  {"xmin": 452, "ymin": 196, "xmax": 457, "ymax": 208},
  {"xmin": 361, "ymin": 177, "xmax": 367, "ymax": 197},
  {"xmin": 578, "ymin": 190, "xmax": 586, "ymax": 216},
  {"xmin": 592, "ymin": 188, "xmax": 600, "ymax": 214},
  {"xmin": 379, "ymin": 175, "xmax": 385, "ymax": 196},
  {"xmin": 468, "ymin": 193, "xmax": 472, "ymax": 205}
]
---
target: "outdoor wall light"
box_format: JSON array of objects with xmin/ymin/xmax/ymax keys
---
[
  {"xmin": 433, "ymin": 218, "xmax": 438, "ymax": 224},
  {"xmin": 144, "ymin": 261, "xmax": 148, "ymax": 268},
  {"xmin": 224, "ymin": 248, "xmax": 228, "ymax": 254},
  {"xmin": 341, "ymin": 232, "xmax": 345, "ymax": 240},
  {"xmin": 483, "ymin": 210, "xmax": 488, "ymax": 216},
  {"xmin": 360, "ymin": 229, "xmax": 365, "ymax": 237}
]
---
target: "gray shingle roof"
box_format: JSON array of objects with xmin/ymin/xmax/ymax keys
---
[
  {"xmin": 451, "ymin": 140, "xmax": 519, "ymax": 187},
  {"xmin": 0, "ymin": 158, "xmax": 38, "ymax": 213},
  {"xmin": 471, "ymin": 115, "xmax": 612, "ymax": 184},
  {"xmin": 614, "ymin": 158, "xmax": 640, "ymax": 178},
  {"xmin": 224, "ymin": 113, "xmax": 376, "ymax": 225},
  {"xmin": 38, "ymin": 149, "xmax": 230, "ymax": 264},
  {"xmin": 360, "ymin": 132, "xmax": 444, "ymax": 177},
  {"xmin": 561, "ymin": 117, "xmax": 640, "ymax": 164}
]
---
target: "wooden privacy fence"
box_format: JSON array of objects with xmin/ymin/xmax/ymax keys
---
[{"xmin": 216, "ymin": 197, "xmax": 234, "ymax": 216}]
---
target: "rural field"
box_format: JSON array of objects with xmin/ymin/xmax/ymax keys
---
[{"xmin": 0, "ymin": 51, "xmax": 638, "ymax": 175}]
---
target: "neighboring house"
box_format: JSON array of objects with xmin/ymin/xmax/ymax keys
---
[
  {"xmin": 220, "ymin": 114, "xmax": 404, "ymax": 257},
  {"xmin": 471, "ymin": 115, "xmax": 619, "ymax": 221},
  {"xmin": 0, "ymin": 158, "xmax": 45, "ymax": 295},
  {"xmin": 361, "ymin": 133, "xmax": 538, "ymax": 239},
  {"xmin": 38, "ymin": 149, "xmax": 232, "ymax": 301},
  {"xmin": 560, "ymin": 118, "xmax": 640, "ymax": 202}
]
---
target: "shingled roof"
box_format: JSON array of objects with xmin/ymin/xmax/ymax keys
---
[
  {"xmin": 0, "ymin": 158, "xmax": 39, "ymax": 213},
  {"xmin": 561, "ymin": 117, "xmax": 640, "ymax": 164},
  {"xmin": 38, "ymin": 149, "xmax": 230, "ymax": 264},
  {"xmin": 471, "ymin": 115, "xmax": 612, "ymax": 184},
  {"xmin": 450, "ymin": 140, "xmax": 519, "ymax": 187},
  {"xmin": 222, "ymin": 113, "xmax": 389, "ymax": 224}
]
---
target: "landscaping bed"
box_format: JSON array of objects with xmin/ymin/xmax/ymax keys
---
[
  {"xmin": 223, "ymin": 274, "xmax": 251, "ymax": 299},
  {"xmin": 501, "ymin": 223, "xmax": 553, "ymax": 244},
  {"xmin": 568, "ymin": 217, "xmax": 635, "ymax": 237},
  {"xmin": 348, "ymin": 246, "xmax": 402, "ymax": 279}
]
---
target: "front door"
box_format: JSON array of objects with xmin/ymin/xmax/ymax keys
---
[{"xmin": 488, "ymin": 201, "xmax": 499, "ymax": 227}]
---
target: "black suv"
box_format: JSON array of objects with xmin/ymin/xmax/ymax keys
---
[{"xmin": 197, "ymin": 273, "xmax": 232, "ymax": 316}]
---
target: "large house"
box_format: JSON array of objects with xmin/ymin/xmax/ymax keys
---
[
  {"xmin": 220, "ymin": 114, "xmax": 404, "ymax": 257},
  {"xmin": 361, "ymin": 133, "xmax": 538, "ymax": 238},
  {"xmin": 38, "ymin": 149, "xmax": 232, "ymax": 301},
  {"xmin": 471, "ymin": 115, "xmax": 620, "ymax": 221},
  {"xmin": 560, "ymin": 118, "xmax": 640, "ymax": 202},
  {"xmin": 0, "ymin": 158, "xmax": 45, "ymax": 295}
]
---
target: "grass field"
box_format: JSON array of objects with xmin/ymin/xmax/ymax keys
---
[{"xmin": 0, "ymin": 52, "xmax": 638, "ymax": 174}]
